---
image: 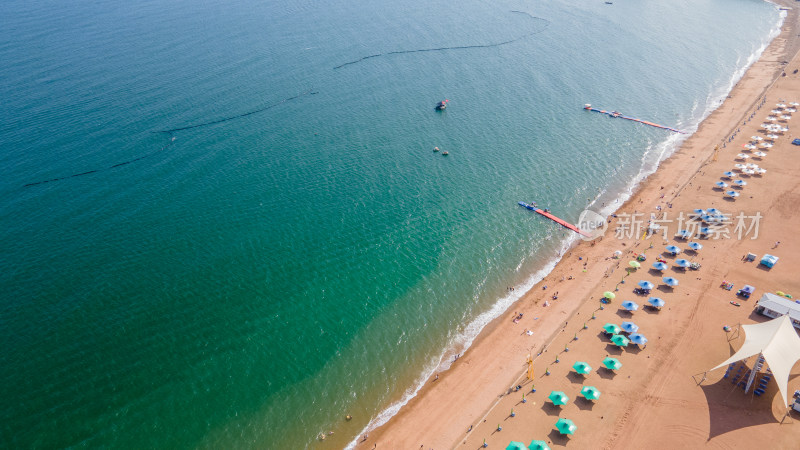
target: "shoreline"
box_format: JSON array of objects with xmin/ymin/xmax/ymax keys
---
[{"xmin": 359, "ymin": 1, "xmax": 800, "ymax": 448}]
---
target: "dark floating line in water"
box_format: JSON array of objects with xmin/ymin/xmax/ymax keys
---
[
  {"xmin": 24, "ymin": 137, "xmax": 177, "ymax": 187},
  {"xmin": 24, "ymin": 89, "xmax": 315, "ymax": 187},
  {"xmin": 155, "ymin": 89, "xmax": 316, "ymax": 133},
  {"xmin": 333, "ymin": 12, "xmax": 550, "ymax": 70}
]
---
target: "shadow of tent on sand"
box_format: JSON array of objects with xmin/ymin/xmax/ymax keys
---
[{"xmin": 698, "ymin": 375, "xmax": 794, "ymax": 441}]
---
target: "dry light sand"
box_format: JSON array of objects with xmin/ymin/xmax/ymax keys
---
[{"xmin": 357, "ymin": 2, "xmax": 800, "ymax": 449}]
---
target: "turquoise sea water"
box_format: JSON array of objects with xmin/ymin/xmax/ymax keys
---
[{"xmin": 0, "ymin": 0, "xmax": 781, "ymax": 448}]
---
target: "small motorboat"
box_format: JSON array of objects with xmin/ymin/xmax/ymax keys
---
[
  {"xmin": 433, "ymin": 146, "xmax": 439, "ymax": 152},
  {"xmin": 442, "ymin": 151, "xmax": 449, "ymax": 156},
  {"xmin": 435, "ymin": 99, "xmax": 449, "ymax": 110}
]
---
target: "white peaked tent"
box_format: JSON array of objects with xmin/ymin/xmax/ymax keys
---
[{"xmin": 710, "ymin": 315, "xmax": 800, "ymax": 406}]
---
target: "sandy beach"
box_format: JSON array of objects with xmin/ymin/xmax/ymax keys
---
[{"xmin": 361, "ymin": 2, "xmax": 800, "ymax": 448}]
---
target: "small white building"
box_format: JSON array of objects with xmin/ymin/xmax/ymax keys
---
[{"xmin": 755, "ymin": 293, "xmax": 800, "ymax": 329}]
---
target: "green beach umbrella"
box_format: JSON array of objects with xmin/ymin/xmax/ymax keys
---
[
  {"xmin": 506, "ymin": 442, "xmax": 527, "ymax": 450},
  {"xmin": 580, "ymin": 386, "xmax": 601, "ymax": 401},
  {"xmin": 603, "ymin": 291, "xmax": 616, "ymax": 299},
  {"xmin": 529, "ymin": 440, "xmax": 551, "ymax": 450},
  {"xmin": 573, "ymin": 361, "xmax": 592, "ymax": 375},
  {"xmin": 603, "ymin": 357, "xmax": 622, "ymax": 371},
  {"xmin": 628, "ymin": 260, "xmax": 641, "ymax": 269},
  {"xmin": 611, "ymin": 334, "xmax": 630, "ymax": 347},
  {"xmin": 548, "ymin": 390, "xmax": 569, "ymax": 406},
  {"xmin": 603, "ymin": 323, "xmax": 622, "ymax": 335},
  {"xmin": 555, "ymin": 418, "xmax": 577, "ymax": 435}
]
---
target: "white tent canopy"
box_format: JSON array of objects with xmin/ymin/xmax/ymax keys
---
[{"xmin": 710, "ymin": 315, "xmax": 800, "ymax": 406}]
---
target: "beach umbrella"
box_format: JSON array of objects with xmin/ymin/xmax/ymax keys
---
[
  {"xmin": 787, "ymin": 107, "xmax": 798, "ymax": 112},
  {"xmin": 603, "ymin": 323, "xmax": 622, "ymax": 335},
  {"xmin": 506, "ymin": 442, "xmax": 527, "ymax": 450},
  {"xmin": 665, "ymin": 245, "xmax": 681, "ymax": 255},
  {"xmin": 723, "ymin": 171, "xmax": 736, "ymax": 178},
  {"xmin": 746, "ymin": 163, "xmax": 759, "ymax": 169},
  {"xmin": 548, "ymin": 390, "xmax": 569, "ymax": 406},
  {"xmin": 573, "ymin": 361, "xmax": 592, "ymax": 375},
  {"xmin": 781, "ymin": 115, "xmax": 792, "ymax": 120},
  {"xmin": 777, "ymin": 103, "xmax": 787, "ymax": 108},
  {"xmin": 628, "ymin": 260, "xmax": 641, "ymax": 269},
  {"xmin": 529, "ymin": 440, "xmax": 551, "ymax": 450},
  {"xmin": 744, "ymin": 143, "xmax": 756, "ymax": 150},
  {"xmin": 756, "ymin": 168, "xmax": 767, "ymax": 174},
  {"xmin": 648, "ymin": 297, "xmax": 665, "ymax": 308},
  {"xmin": 700, "ymin": 214, "xmax": 713, "ymax": 223},
  {"xmin": 754, "ymin": 151, "xmax": 767, "ymax": 157},
  {"xmin": 767, "ymin": 133, "xmax": 779, "ymax": 139},
  {"xmin": 555, "ymin": 418, "xmax": 577, "ymax": 435},
  {"xmin": 692, "ymin": 208, "xmax": 706, "ymax": 215},
  {"xmin": 736, "ymin": 153, "xmax": 750, "ymax": 160},
  {"xmin": 621, "ymin": 321, "xmax": 639, "ymax": 333},
  {"xmin": 603, "ymin": 356, "xmax": 622, "ymax": 370},
  {"xmin": 629, "ymin": 333, "xmax": 648, "ymax": 346},
  {"xmin": 734, "ymin": 180, "xmax": 747, "ymax": 187},
  {"xmin": 790, "ymin": 102, "xmax": 799, "ymax": 106},
  {"xmin": 652, "ymin": 261, "xmax": 668, "ymax": 271},
  {"xmin": 663, "ymin": 276, "xmax": 679, "ymax": 287},
  {"xmin": 734, "ymin": 163, "xmax": 747, "ymax": 170},
  {"xmin": 674, "ymin": 259, "xmax": 691, "ymax": 268},
  {"xmin": 621, "ymin": 301, "xmax": 639, "ymax": 312},
  {"xmin": 706, "ymin": 208, "xmax": 720, "ymax": 214},
  {"xmin": 699, "ymin": 227, "xmax": 712, "ymax": 235},
  {"xmin": 751, "ymin": 135, "xmax": 763, "ymax": 140},
  {"xmin": 780, "ymin": 126, "xmax": 789, "ymax": 132},
  {"xmin": 580, "ymin": 386, "xmax": 601, "ymax": 401},
  {"xmin": 611, "ymin": 334, "xmax": 630, "ymax": 347},
  {"xmin": 603, "ymin": 291, "xmax": 616, "ymax": 300},
  {"xmin": 742, "ymin": 169, "xmax": 755, "ymax": 175},
  {"xmin": 770, "ymin": 109, "xmax": 782, "ymax": 114},
  {"xmin": 688, "ymin": 242, "xmax": 703, "ymax": 251},
  {"xmin": 637, "ymin": 280, "xmax": 654, "ymax": 290},
  {"xmin": 726, "ymin": 190, "xmax": 740, "ymax": 198},
  {"xmin": 767, "ymin": 116, "xmax": 778, "ymax": 121},
  {"xmin": 715, "ymin": 181, "xmax": 728, "ymax": 189},
  {"xmin": 675, "ymin": 229, "xmax": 692, "ymax": 239},
  {"xmin": 760, "ymin": 142, "xmax": 773, "ymax": 148}
]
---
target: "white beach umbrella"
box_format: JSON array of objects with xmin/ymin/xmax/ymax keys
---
[
  {"xmin": 767, "ymin": 116, "xmax": 778, "ymax": 121},
  {"xmin": 746, "ymin": 164, "xmax": 759, "ymax": 170},
  {"xmin": 771, "ymin": 109, "xmax": 782, "ymax": 114},
  {"xmin": 766, "ymin": 134, "xmax": 779, "ymax": 139},
  {"xmin": 760, "ymin": 123, "xmax": 771, "ymax": 128},
  {"xmin": 754, "ymin": 151, "xmax": 767, "ymax": 157},
  {"xmin": 777, "ymin": 103, "xmax": 787, "ymax": 108},
  {"xmin": 760, "ymin": 142, "xmax": 773, "ymax": 148},
  {"xmin": 756, "ymin": 168, "xmax": 767, "ymax": 174},
  {"xmin": 736, "ymin": 153, "xmax": 750, "ymax": 159},
  {"xmin": 742, "ymin": 169, "xmax": 755, "ymax": 175},
  {"xmin": 781, "ymin": 115, "xmax": 792, "ymax": 120},
  {"xmin": 786, "ymin": 108, "xmax": 797, "ymax": 113},
  {"xmin": 734, "ymin": 163, "xmax": 746, "ymax": 170},
  {"xmin": 744, "ymin": 143, "xmax": 757, "ymax": 150},
  {"xmin": 780, "ymin": 127, "xmax": 789, "ymax": 132},
  {"xmin": 790, "ymin": 102, "xmax": 799, "ymax": 106},
  {"xmin": 751, "ymin": 135, "xmax": 763, "ymax": 141}
]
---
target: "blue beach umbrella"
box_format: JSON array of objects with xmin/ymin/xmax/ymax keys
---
[
  {"xmin": 675, "ymin": 259, "xmax": 691, "ymax": 268},
  {"xmin": 699, "ymin": 227, "xmax": 712, "ymax": 235},
  {"xmin": 637, "ymin": 280, "xmax": 654, "ymax": 290},
  {"xmin": 652, "ymin": 261, "xmax": 668, "ymax": 271},
  {"xmin": 701, "ymin": 214, "xmax": 713, "ymax": 223},
  {"xmin": 622, "ymin": 300, "xmax": 639, "ymax": 311},
  {"xmin": 715, "ymin": 181, "xmax": 728, "ymax": 189},
  {"xmin": 621, "ymin": 321, "xmax": 639, "ymax": 333},
  {"xmin": 688, "ymin": 242, "xmax": 703, "ymax": 251},
  {"xmin": 665, "ymin": 245, "xmax": 681, "ymax": 255},
  {"xmin": 734, "ymin": 179, "xmax": 747, "ymax": 187},
  {"xmin": 727, "ymin": 190, "xmax": 740, "ymax": 198},
  {"xmin": 529, "ymin": 440, "xmax": 551, "ymax": 450},
  {"xmin": 706, "ymin": 208, "xmax": 720, "ymax": 214},
  {"xmin": 692, "ymin": 208, "xmax": 706, "ymax": 215},
  {"xmin": 676, "ymin": 229, "xmax": 692, "ymax": 239},
  {"xmin": 629, "ymin": 333, "xmax": 648, "ymax": 346},
  {"xmin": 663, "ymin": 277, "xmax": 679, "ymax": 287},
  {"xmin": 648, "ymin": 297, "xmax": 665, "ymax": 308},
  {"xmin": 723, "ymin": 171, "xmax": 736, "ymax": 178}
]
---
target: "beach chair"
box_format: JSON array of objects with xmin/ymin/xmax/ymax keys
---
[{"xmin": 754, "ymin": 389, "xmax": 764, "ymax": 396}]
